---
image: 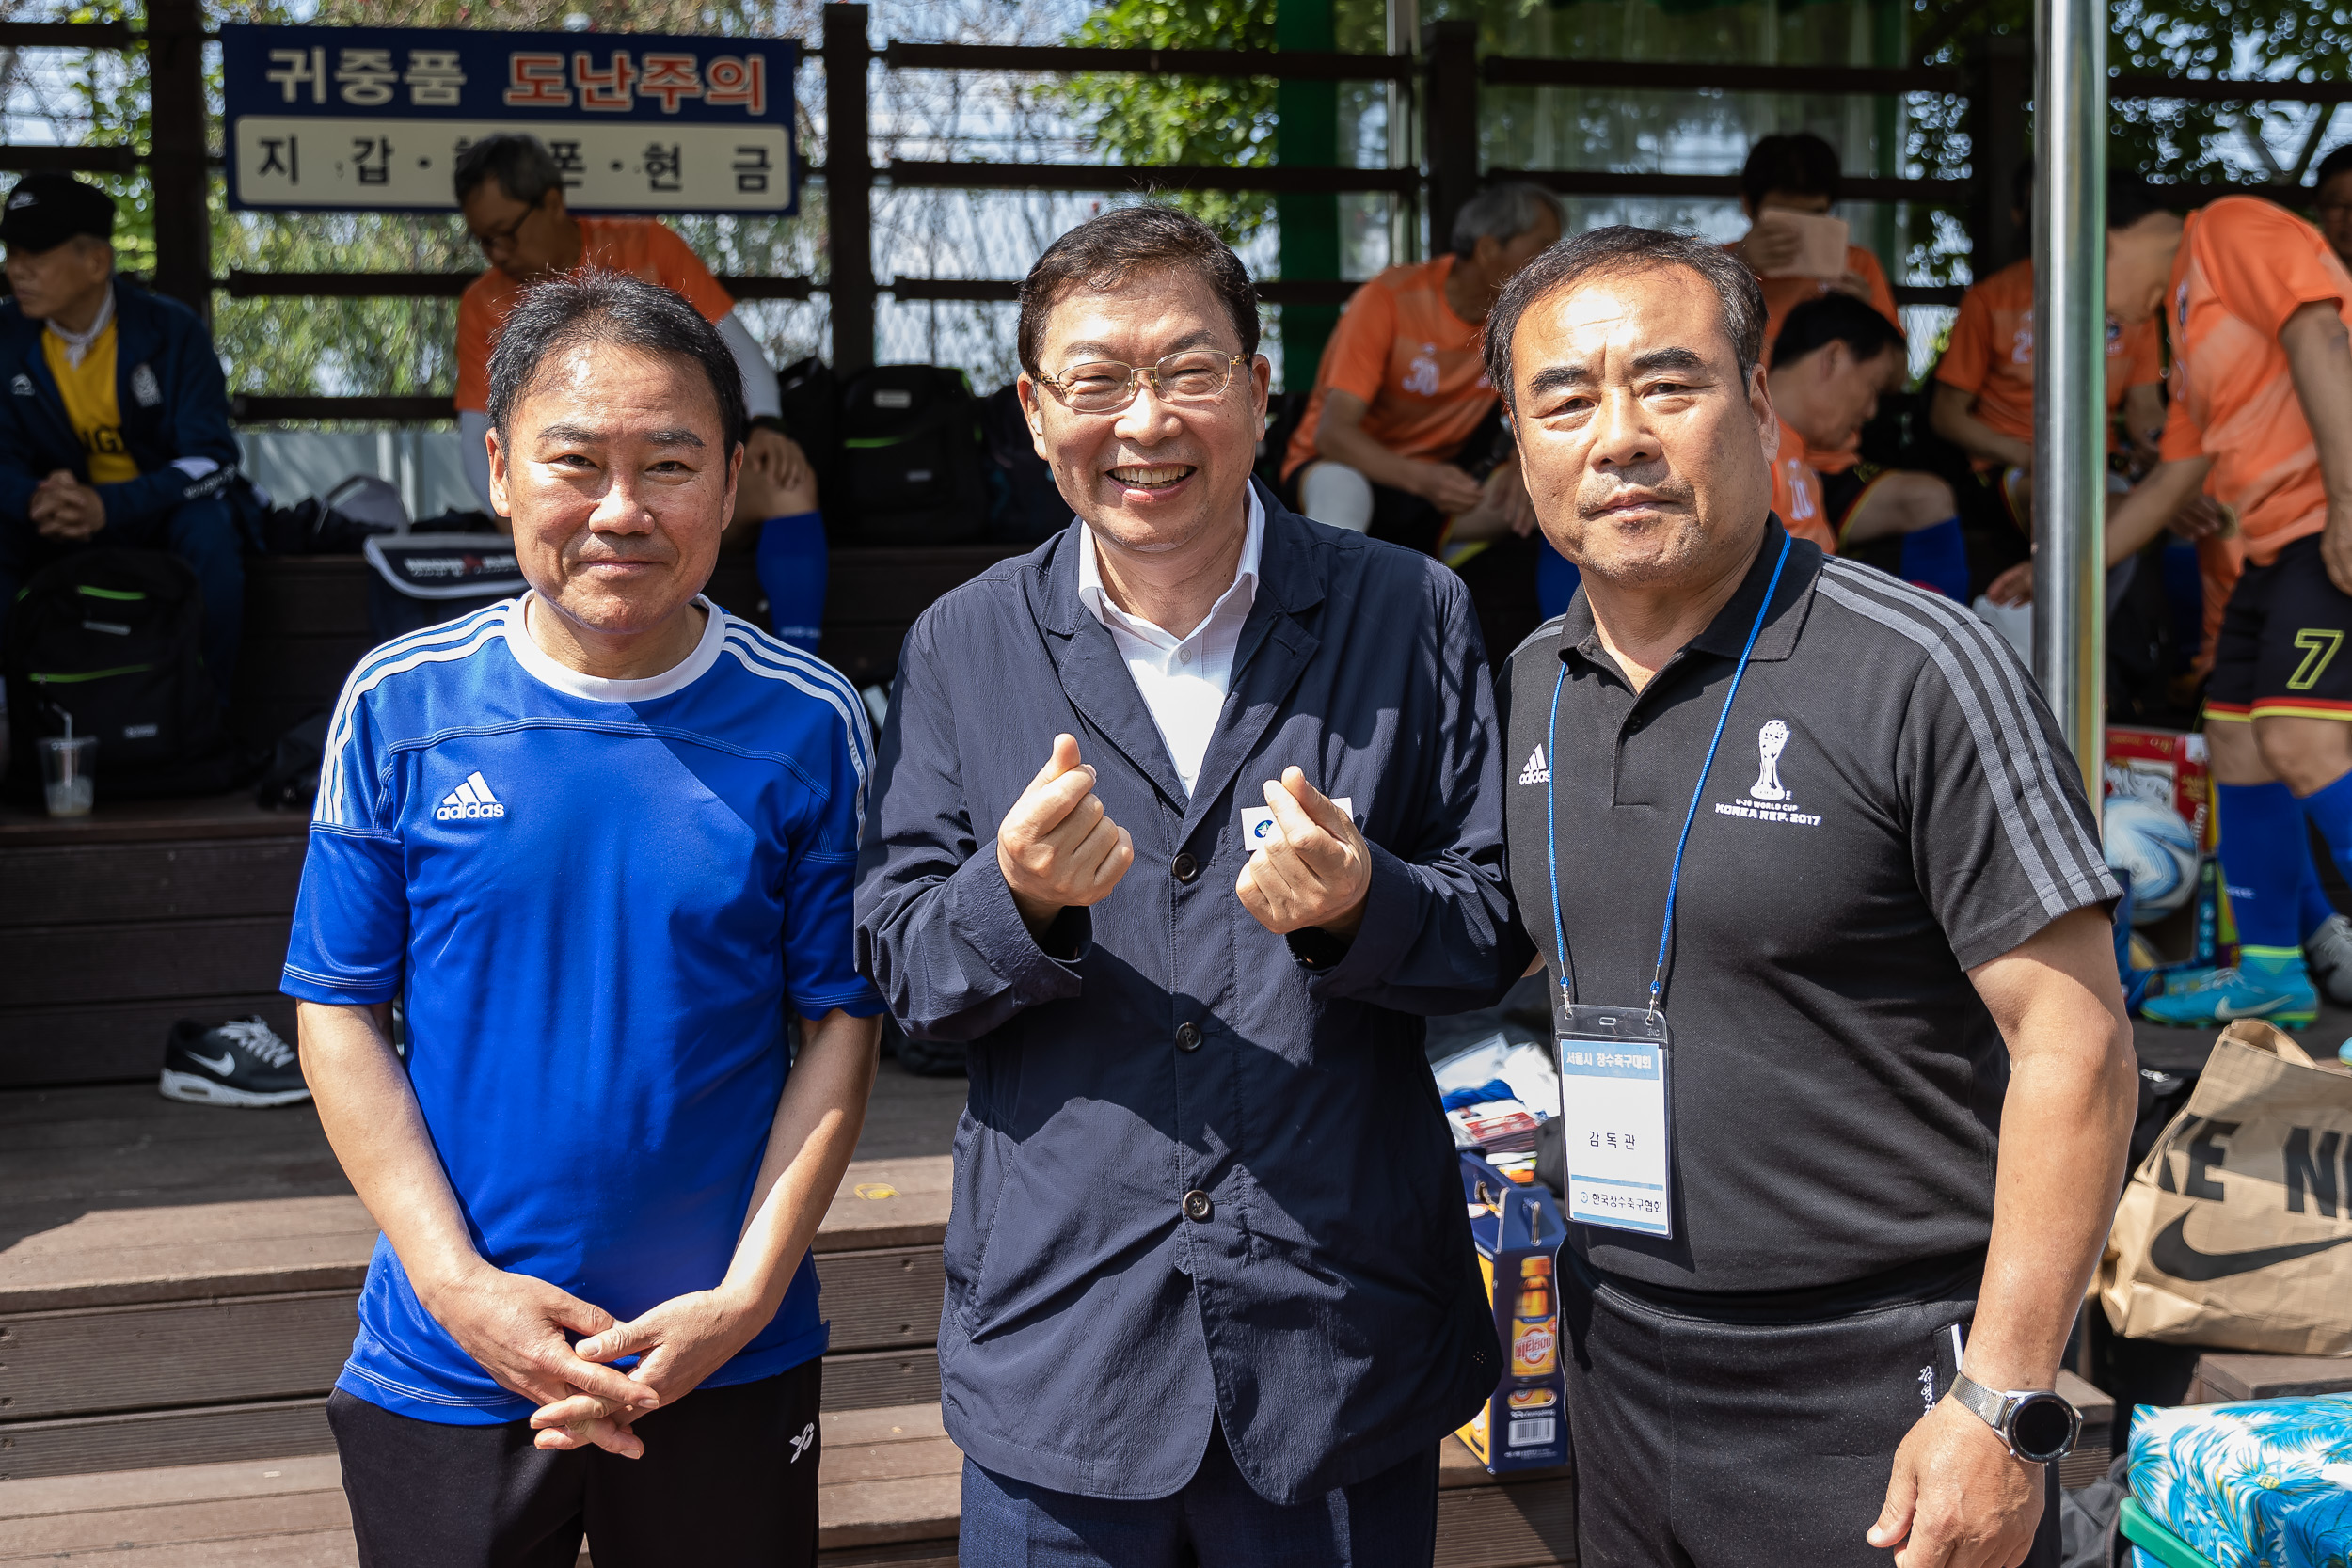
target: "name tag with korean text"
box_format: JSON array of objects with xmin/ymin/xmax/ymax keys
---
[
  {"xmin": 1240, "ymin": 795, "xmax": 1352, "ymax": 847},
  {"xmin": 1556, "ymin": 1005, "xmax": 1673, "ymax": 1238}
]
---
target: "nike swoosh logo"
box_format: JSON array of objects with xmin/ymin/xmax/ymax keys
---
[
  {"xmin": 2212, "ymin": 999, "xmax": 2291, "ymax": 1020},
  {"xmin": 186, "ymin": 1049, "xmax": 236, "ymax": 1076},
  {"xmin": 2150, "ymin": 1213, "xmax": 2352, "ymax": 1281}
]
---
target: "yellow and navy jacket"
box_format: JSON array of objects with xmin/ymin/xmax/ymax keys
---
[{"xmin": 0, "ymin": 277, "xmax": 239, "ymax": 530}]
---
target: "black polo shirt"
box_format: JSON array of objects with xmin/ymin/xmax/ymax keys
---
[{"xmin": 1498, "ymin": 521, "xmax": 2116, "ymax": 1298}]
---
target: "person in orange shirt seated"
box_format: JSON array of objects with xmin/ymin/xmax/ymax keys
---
[
  {"xmin": 1725, "ymin": 134, "xmax": 1899, "ymax": 372},
  {"xmin": 450, "ymin": 135, "xmax": 826, "ymax": 650},
  {"xmin": 1765, "ymin": 293, "xmax": 1969, "ymax": 599},
  {"xmin": 1931, "ymin": 162, "xmax": 2166, "ymax": 529},
  {"xmin": 1280, "ymin": 182, "xmax": 1560, "ymax": 551},
  {"xmin": 2103, "ymin": 190, "xmax": 2352, "ymax": 1027}
]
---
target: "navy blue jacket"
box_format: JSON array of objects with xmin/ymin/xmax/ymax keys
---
[
  {"xmin": 0, "ymin": 277, "xmax": 240, "ymax": 529},
  {"xmin": 855, "ymin": 488, "xmax": 1527, "ymax": 1504}
]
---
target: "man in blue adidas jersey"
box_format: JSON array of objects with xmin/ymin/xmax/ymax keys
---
[{"xmin": 283, "ymin": 272, "xmax": 882, "ymax": 1568}]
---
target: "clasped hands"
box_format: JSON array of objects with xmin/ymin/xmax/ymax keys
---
[
  {"xmin": 996, "ymin": 733, "xmax": 1370, "ymax": 941},
  {"xmin": 30, "ymin": 468, "xmax": 103, "ymax": 541},
  {"xmin": 421, "ymin": 1259, "xmax": 772, "ymax": 1461}
]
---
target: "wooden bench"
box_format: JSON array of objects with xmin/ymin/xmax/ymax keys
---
[
  {"xmin": 0, "ymin": 1414, "xmax": 1574, "ymax": 1567},
  {"xmin": 0, "ymin": 545, "xmax": 1027, "ymax": 1088},
  {"xmin": 227, "ymin": 546, "xmax": 1026, "ymax": 745},
  {"xmin": 2188, "ymin": 1352, "xmax": 2352, "ymax": 1405}
]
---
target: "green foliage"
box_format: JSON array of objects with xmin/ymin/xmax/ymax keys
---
[{"xmin": 1061, "ymin": 0, "xmax": 1280, "ymax": 246}]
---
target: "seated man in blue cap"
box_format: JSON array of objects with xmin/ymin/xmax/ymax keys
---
[{"xmin": 0, "ymin": 173, "xmax": 245, "ymax": 695}]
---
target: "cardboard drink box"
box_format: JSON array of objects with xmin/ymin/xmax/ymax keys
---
[
  {"xmin": 2105, "ymin": 725, "xmax": 2212, "ymax": 848},
  {"xmin": 1455, "ymin": 1151, "xmax": 1570, "ymax": 1473}
]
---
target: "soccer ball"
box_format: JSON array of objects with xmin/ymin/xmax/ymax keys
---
[{"xmin": 2104, "ymin": 796, "xmax": 2200, "ymax": 926}]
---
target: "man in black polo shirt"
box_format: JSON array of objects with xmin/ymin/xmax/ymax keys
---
[{"xmin": 1488, "ymin": 226, "xmax": 2137, "ymax": 1567}]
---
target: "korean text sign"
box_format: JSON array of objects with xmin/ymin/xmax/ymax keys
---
[{"xmin": 221, "ymin": 24, "xmax": 796, "ymax": 216}]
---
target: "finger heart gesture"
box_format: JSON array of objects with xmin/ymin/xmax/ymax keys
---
[{"xmin": 1235, "ymin": 768, "xmax": 1370, "ymax": 939}]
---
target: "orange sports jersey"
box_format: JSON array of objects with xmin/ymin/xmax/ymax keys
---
[
  {"xmin": 1282, "ymin": 255, "xmax": 1496, "ymax": 480},
  {"xmin": 1934, "ymin": 258, "xmax": 2163, "ymax": 445},
  {"xmin": 1767, "ymin": 417, "xmax": 1837, "ymax": 553},
  {"xmin": 453, "ymin": 217, "xmax": 736, "ymax": 413},
  {"xmin": 1734, "ymin": 242, "xmax": 1899, "ymax": 475},
  {"xmin": 2161, "ymin": 196, "xmax": 2352, "ymax": 572}
]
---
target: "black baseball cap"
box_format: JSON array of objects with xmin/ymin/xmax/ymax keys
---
[{"xmin": 0, "ymin": 174, "xmax": 116, "ymax": 254}]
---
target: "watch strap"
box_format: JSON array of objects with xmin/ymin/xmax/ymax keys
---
[{"xmin": 1950, "ymin": 1370, "xmax": 2011, "ymax": 1435}]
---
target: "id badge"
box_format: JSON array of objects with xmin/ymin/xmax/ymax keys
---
[
  {"xmin": 1240, "ymin": 796, "xmax": 1353, "ymax": 847},
  {"xmin": 1555, "ymin": 1005, "xmax": 1674, "ymax": 1238}
]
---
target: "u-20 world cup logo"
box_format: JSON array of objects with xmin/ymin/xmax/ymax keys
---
[{"xmin": 1750, "ymin": 719, "xmax": 1791, "ymax": 801}]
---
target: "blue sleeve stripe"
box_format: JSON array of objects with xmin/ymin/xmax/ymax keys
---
[
  {"xmin": 717, "ymin": 616, "xmax": 873, "ymax": 769},
  {"xmin": 717, "ymin": 621, "xmax": 874, "ymax": 774},
  {"xmin": 315, "ymin": 606, "xmax": 511, "ymax": 829},
  {"xmin": 717, "ymin": 630, "xmax": 873, "ymax": 826}
]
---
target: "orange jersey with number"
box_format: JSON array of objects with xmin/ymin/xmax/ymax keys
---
[
  {"xmin": 1767, "ymin": 418, "xmax": 1837, "ymax": 553},
  {"xmin": 1934, "ymin": 259, "xmax": 2163, "ymax": 446},
  {"xmin": 1733, "ymin": 242, "xmax": 1899, "ymax": 476},
  {"xmin": 2160, "ymin": 197, "xmax": 2352, "ymax": 570},
  {"xmin": 1282, "ymin": 255, "xmax": 1497, "ymax": 480},
  {"xmin": 454, "ymin": 217, "xmax": 736, "ymax": 413}
]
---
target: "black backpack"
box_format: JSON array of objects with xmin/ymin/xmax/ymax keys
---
[
  {"xmin": 834, "ymin": 366, "xmax": 986, "ymax": 546},
  {"xmin": 5, "ymin": 548, "xmax": 245, "ymax": 801},
  {"xmin": 979, "ymin": 383, "xmax": 1071, "ymax": 543},
  {"xmin": 362, "ymin": 532, "xmax": 527, "ymax": 642},
  {"xmin": 775, "ymin": 355, "xmax": 840, "ymax": 503}
]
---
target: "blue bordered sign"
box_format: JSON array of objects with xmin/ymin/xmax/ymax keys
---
[{"xmin": 221, "ymin": 24, "xmax": 796, "ymax": 216}]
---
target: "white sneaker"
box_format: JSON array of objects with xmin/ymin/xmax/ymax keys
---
[{"xmin": 2307, "ymin": 913, "xmax": 2352, "ymax": 1009}]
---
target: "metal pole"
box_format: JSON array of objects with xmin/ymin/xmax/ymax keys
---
[
  {"xmin": 822, "ymin": 4, "xmax": 875, "ymax": 378},
  {"xmin": 145, "ymin": 0, "xmax": 210, "ymax": 314},
  {"xmin": 1387, "ymin": 0, "xmax": 1420, "ymax": 265},
  {"xmin": 2031, "ymin": 0, "xmax": 2106, "ymax": 788}
]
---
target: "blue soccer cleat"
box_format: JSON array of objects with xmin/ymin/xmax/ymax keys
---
[{"xmin": 2138, "ymin": 948, "xmax": 2318, "ymax": 1030}]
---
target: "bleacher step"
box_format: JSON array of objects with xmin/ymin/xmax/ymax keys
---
[
  {"xmin": 1, "ymin": 1153, "xmax": 956, "ymax": 1479},
  {"xmin": 0, "ymin": 1411, "xmax": 1572, "ymax": 1567}
]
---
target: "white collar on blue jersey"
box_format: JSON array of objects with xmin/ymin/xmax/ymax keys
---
[{"xmin": 504, "ymin": 592, "xmax": 727, "ymax": 703}]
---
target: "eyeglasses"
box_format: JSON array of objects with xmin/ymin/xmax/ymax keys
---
[
  {"xmin": 470, "ymin": 203, "xmax": 539, "ymax": 254},
  {"xmin": 1035, "ymin": 351, "xmax": 1248, "ymax": 414}
]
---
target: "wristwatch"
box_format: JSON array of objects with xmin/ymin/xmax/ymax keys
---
[{"xmin": 1950, "ymin": 1370, "xmax": 2082, "ymax": 1464}]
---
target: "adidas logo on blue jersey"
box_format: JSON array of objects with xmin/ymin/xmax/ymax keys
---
[
  {"xmin": 1518, "ymin": 745, "xmax": 1549, "ymax": 785},
  {"xmin": 436, "ymin": 770, "xmax": 506, "ymax": 822}
]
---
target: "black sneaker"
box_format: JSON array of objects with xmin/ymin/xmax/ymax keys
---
[{"xmin": 160, "ymin": 1016, "xmax": 310, "ymax": 1107}]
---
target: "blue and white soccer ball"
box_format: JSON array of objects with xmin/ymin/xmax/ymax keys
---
[{"xmin": 2104, "ymin": 796, "xmax": 2201, "ymax": 926}]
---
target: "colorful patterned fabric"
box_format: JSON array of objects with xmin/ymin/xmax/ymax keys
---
[
  {"xmin": 2285, "ymin": 1491, "xmax": 2352, "ymax": 1568},
  {"xmin": 2129, "ymin": 1396, "xmax": 2352, "ymax": 1567}
]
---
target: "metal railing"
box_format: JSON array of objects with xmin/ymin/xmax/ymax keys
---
[{"xmin": 5, "ymin": 5, "xmax": 2339, "ymax": 418}]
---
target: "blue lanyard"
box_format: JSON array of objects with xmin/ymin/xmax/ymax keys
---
[{"xmin": 1545, "ymin": 533, "xmax": 1793, "ymax": 1013}]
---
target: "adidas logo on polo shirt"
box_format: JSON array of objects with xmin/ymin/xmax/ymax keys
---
[
  {"xmin": 1518, "ymin": 745, "xmax": 1549, "ymax": 785},
  {"xmin": 436, "ymin": 770, "xmax": 505, "ymax": 821}
]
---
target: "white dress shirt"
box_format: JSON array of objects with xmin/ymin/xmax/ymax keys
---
[{"xmin": 1076, "ymin": 490, "xmax": 1264, "ymax": 796}]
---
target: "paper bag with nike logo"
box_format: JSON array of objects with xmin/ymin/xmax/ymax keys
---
[{"xmin": 2101, "ymin": 1021, "xmax": 2352, "ymax": 1355}]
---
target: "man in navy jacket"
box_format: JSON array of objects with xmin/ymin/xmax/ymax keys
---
[
  {"xmin": 856, "ymin": 207, "xmax": 1528, "ymax": 1563},
  {"xmin": 0, "ymin": 175, "xmax": 245, "ymax": 691}
]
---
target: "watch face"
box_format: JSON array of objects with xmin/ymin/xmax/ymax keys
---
[{"xmin": 2010, "ymin": 1394, "xmax": 2078, "ymax": 1463}]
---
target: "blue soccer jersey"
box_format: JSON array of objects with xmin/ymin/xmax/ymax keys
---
[{"xmin": 282, "ymin": 595, "xmax": 882, "ymax": 1423}]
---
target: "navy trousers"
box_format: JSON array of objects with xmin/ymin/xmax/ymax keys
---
[
  {"xmin": 959, "ymin": 1422, "xmax": 1439, "ymax": 1568},
  {"xmin": 0, "ymin": 496, "xmax": 245, "ymax": 696}
]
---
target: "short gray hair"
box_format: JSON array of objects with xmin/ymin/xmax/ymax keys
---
[
  {"xmin": 1483, "ymin": 225, "xmax": 1767, "ymax": 406},
  {"xmin": 1451, "ymin": 182, "xmax": 1564, "ymax": 259}
]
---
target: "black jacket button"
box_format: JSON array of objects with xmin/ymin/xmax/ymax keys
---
[
  {"xmin": 1175, "ymin": 1022, "xmax": 1202, "ymax": 1053},
  {"xmin": 1172, "ymin": 852, "xmax": 1200, "ymax": 883},
  {"xmin": 1183, "ymin": 1189, "xmax": 1213, "ymax": 1221}
]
